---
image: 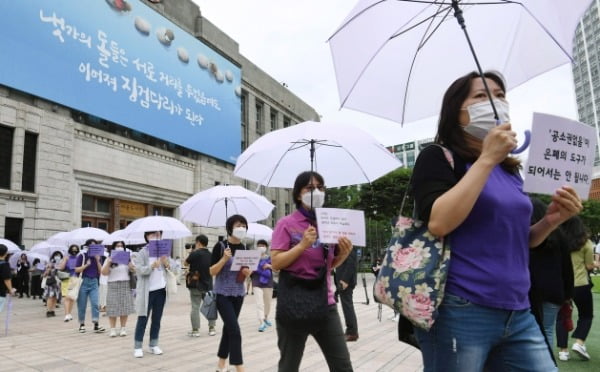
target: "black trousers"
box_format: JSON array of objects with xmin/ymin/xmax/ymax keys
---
[
  {"xmin": 556, "ymin": 284, "xmax": 594, "ymax": 347},
  {"xmin": 339, "ymin": 286, "xmax": 358, "ymax": 336},
  {"xmin": 276, "ymin": 305, "xmax": 353, "ymax": 372},
  {"xmin": 216, "ymin": 294, "xmax": 244, "ymax": 365}
]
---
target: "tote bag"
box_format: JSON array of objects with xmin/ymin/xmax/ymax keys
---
[
  {"xmin": 200, "ymin": 291, "xmax": 218, "ymax": 320},
  {"xmin": 374, "ymin": 145, "xmax": 453, "ymax": 331}
]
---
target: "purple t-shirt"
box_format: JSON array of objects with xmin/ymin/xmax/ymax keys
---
[
  {"xmin": 413, "ymin": 145, "xmax": 532, "ymax": 310},
  {"xmin": 271, "ymin": 209, "xmax": 336, "ymax": 305},
  {"xmin": 75, "ymin": 252, "xmax": 102, "ymax": 279}
]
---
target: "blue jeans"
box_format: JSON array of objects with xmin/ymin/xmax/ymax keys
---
[
  {"xmin": 134, "ymin": 288, "xmax": 166, "ymax": 349},
  {"xmin": 541, "ymin": 302, "xmax": 560, "ymax": 346},
  {"xmin": 415, "ymin": 294, "xmax": 557, "ymax": 372},
  {"xmin": 77, "ymin": 276, "xmax": 99, "ymax": 324}
]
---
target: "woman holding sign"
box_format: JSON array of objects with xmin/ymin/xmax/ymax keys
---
[
  {"xmin": 102, "ymin": 241, "xmax": 136, "ymax": 338},
  {"xmin": 271, "ymin": 171, "xmax": 353, "ymax": 372},
  {"xmin": 409, "ymin": 71, "xmax": 583, "ymax": 372},
  {"xmin": 133, "ymin": 231, "xmax": 171, "ymax": 358},
  {"xmin": 210, "ymin": 214, "xmax": 251, "ymax": 372}
]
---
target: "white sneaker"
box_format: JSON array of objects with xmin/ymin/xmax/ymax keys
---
[
  {"xmin": 64, "ymin": 314, "xmax": 73, "ymax": 322},
  {"xmin": 558, "ymin": 351, "xmax": 569, "ymax": 361},
  {"xmin": 119, "ymin": 328, "xmax": 127, "ymax": 337},
  {"xmin": 572, "ymin": 343, "xmax": 590, "ymax": 360},
  {"xmin": 148, "ymin": 346, "xmax": 163, "ymax": 355},
  {"xmin": 109, "ymin": 328, "xmax": 117, "ymax": 337},
  {"xmin": 133, "ymin": 349, "xmax": 143, "ymax": 358}
]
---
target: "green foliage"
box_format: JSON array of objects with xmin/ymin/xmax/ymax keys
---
[{"xmin": 529, "ymin": 193, "xmax": 600, "ymax": 239}]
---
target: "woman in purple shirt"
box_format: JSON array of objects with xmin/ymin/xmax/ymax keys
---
[
  {"xmin": 210, "ymin": 214, "xmax": 251, "ymax": 372},
  {"xmin": 410, "ymin": 71, "xmax": 583, "ymax": 372},
  {"xmin": 271, "ymin": 171, "xmax": 353, "ymax": 372}
]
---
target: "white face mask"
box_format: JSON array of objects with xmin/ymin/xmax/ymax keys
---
[
  {"xmin": 114, "ymin": 247, "xmax": 125, "ymax": 252},
  {"xmin": 301, "ymin": 189, "xmax": 325, "ymax": 209},
  {"xmin": 232, "ymin": 227, "xmax": 247, "ymax": 240},
  {"xmin": 257, "ymin": 246, "xmax": 267, "ymax": 254},
  {"xmin": 463, "ymin": 99, "xmax": 510, "ymax": 140}
]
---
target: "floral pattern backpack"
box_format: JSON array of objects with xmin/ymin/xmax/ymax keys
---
[{"xmin": 374, "ymin": 145, "xmax": 453, "ymax": 331}]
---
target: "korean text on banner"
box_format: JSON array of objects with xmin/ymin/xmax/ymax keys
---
[
  {"xmin": 523, "ymin": 113, "xmax": 597, "ymax": 200},
  {"xmin": 315, "ymin": 208, "xmax": 366, "ymax": 246}
]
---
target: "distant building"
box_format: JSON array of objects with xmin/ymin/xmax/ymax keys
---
[
  {"xmin": 572, "ymin": 1, "xmax": 600, "ymax": 199},
  {"xmin": 386, "ymin": 138, "xmax": 434, "ymax": 168},
  {"xmin": 0, "ymin": 1, "xmax": 318, "ymax": 249}
]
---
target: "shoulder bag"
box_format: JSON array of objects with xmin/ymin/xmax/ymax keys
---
[
  {"xmin": 165, "ymin": 268, "xmax": 178, "ymax": 295},
  {"xmin": 275, "ymin": 246, "xmax": 329, "ymax": 324},
  {"xmin": 374, "ymin": 145, "xmax": 454, "ymax": 331},
  {"xmin": 200, "ymin": 290, "xmax": 218, "ymax": 320}
]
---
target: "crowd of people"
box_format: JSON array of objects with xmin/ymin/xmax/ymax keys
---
[{"xmin": 2, "ymin": 71, "xmax": 600, "ymax": 371}]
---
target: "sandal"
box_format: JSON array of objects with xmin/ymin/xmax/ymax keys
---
[{"xmin": 78, "ymin": 324, "xmax": 86, "ymax": 333}]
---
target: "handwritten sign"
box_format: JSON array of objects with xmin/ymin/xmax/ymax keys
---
[
  {"xmin": 315, "ymin": 208, "xmax": 366, "ymax": 246},
  {"xmin": 523, "ymin": 113, "xmax": 596, "ymax": 200},
  {"xmin": 230, "ymin": 250, "xmax": 262, "ymax": 271},
  {"xmin": 110, "ymin": 251, "xmax": 130, "ymax": 265},
  {"xmin": 88, "ymin": 244, "xmax": 105, "ymax": 257},
  {"xmin": 147, "ymin": 240, "xmax": 172, "ymax": 258}
]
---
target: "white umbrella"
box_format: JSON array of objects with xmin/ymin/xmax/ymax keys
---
[
  {"xmin": 48, "ymin": 227, "xmax": 109, "ymax": 246},
  {"xmin": 121, "ymin": 216, "xmax": 192, "ymax": 241},
  {"xmin": 46, "ymin": 231, "xmax": 70, "ymax": 246},
  {"xmin": 233, "ymin": 121, "xmax": 402, "ymax": 188},
  {"xmin": 0, "ymin": 238, "xmax": 21, "ymax": 254},
  {"xmin": 328, "ymin": 0, "xmax": 590, "ymax": 125},
  {"xmin": 246, "ymin": 223, "xmax": 273, "ymax": 242},
  {"xmin": 9, "ymin": 251, "xmax": 50, "ymax": 269},
  {"xmin": 30, "ymin": 241, "xmax": 67, "ymax": 257},
  {"xmin": 179, "ymin": 185, "xmax": 275, "ymax": 227},
  {"xmin": 102, "ymin": 229, "xmax": 146, "ymax": 246}
]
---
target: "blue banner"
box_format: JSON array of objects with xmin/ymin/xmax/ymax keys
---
[{"xmin": 0, "ymin": 0, "xmax": 241, "ymax": 163}]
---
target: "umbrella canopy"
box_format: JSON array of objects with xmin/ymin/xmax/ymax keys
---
[
  {"xmin": 30, "ymin": 241, "xmax": 67, "ymax": 257},
  {"xmin": 233, "ymin": 121, "xmax": 402, "ymax": 187},
  {"xmin": 46, "ymin": 231, "xmax": 70, "ymax": 246},
  {"xmin": 246, "ymin": 223, "xmax": 273, "ymax": 242},
  {"xmin": 328, "ymin": 0, "xmax": 590, "ymax": 125},
  {"xmin": 102, "ymin": 229, "xmax": 146, "ymax": 246},
  {"xmin": 0, "ymin": 238, "xmax": 21, "ymax": 254},
  {"xmin": 55, "ymin": 227, "xmax": 110, "ymax": 246},
  {"xmin": 9, "ymin": 251, "xmax": 49, "ymax": 269},
  {"xmin": 179, "ymin": 185, "xmax": 275, "ymax": 227},
  {"xmin": 121, "ymin": 216, "xmax": 192, "ymax": 241}
]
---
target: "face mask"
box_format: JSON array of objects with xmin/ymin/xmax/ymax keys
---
[
  {"xmin": 232, "ymin": 227, "xmax": 247, "ymax": 240},
  {"xmin": 257, "ymin": 246, "xmax": 267, "ymax": 254},
  {"xmin": 301, "ymin": 189, "xmax": 325, "ymax": 209},
  {"xmin": 114, "ymin": 247, "xmax": 125, "ymax": 252},
  {"xmin": 463, "ymin": 99, "xmax": 510, "ymax": 140},
  {"xmin": 53, "ymin": 255, "xmax": 61, "ymax": 261}
]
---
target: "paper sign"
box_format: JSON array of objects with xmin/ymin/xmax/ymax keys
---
[
  {"xmin": 315, "ymin": 208, "xmax": 366, "ymax": 246},
  {"xmin": 88, "ymin": 244, "xmax": 105, "ymax": 257},
  {"xmin": 523, "ymin": 113, "xmax": 597, "ymax": 200},
  {"xmin": 110, "ymin": 251, "xmax": 130, "ymax": 265},
  {"xmin": 66, "ymin": 257, "xmax": 77, "ymax": 270},
  {"xmin": 230, "ymin": 250, "xmax": 262, "ymax": 271},
  {"xmin": 147, "ymin": 239, "xmax": 172, "ymax": 258}
]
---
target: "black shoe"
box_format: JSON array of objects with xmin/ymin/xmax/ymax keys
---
[
  {"xmin": 46, "ymin": 311, "xmax": 52, "ymax": 317},
  {"xmin": 19, "ymin": 295, "xmax": 23, "ymax": 298}
]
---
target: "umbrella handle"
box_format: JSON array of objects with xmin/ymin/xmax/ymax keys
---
[{"xmin": 511, "ymin": 129, "xmax": 531, "ymax": 154}]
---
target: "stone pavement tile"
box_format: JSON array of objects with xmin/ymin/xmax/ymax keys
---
[{"xmin": 0, "ymin": 276, "xmax": 422, "ymax": 371}]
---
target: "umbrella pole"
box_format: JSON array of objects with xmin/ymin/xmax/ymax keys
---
[
  {"xmin": 309, "ymin": 140, "xmax": 315, "ymax": 209},
  {"xmin": 451, "ymin": 0, "xmax": 530, "ymax": 154}
]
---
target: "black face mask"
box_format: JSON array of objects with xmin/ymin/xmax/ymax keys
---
[{"xmin": 70, "ymin": 251, "xmax": 78, "ymax": 256}]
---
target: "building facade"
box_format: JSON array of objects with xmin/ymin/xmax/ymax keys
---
[
  {"xmin": 0, "ymin": 0, "xmax": 318, "ymax": 250},
  {"xmin": 573, "ymin": 0, "xmax": 600, "ymax": 199}
]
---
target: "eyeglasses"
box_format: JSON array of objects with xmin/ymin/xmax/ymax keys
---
[{"xmin": 303, "ymin": 185, "xmax": 326, "ymax": 192}]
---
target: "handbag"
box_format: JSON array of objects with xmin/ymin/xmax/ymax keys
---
[
  {"xmin": 186, "ymin": 270, "xmax": 201, "ymax": 289},
  {"xmin": 559, "ymin": 301, "xmax": 574, "ymax": 332},
  {"xmin": 276, "ymin": 268, "xmax": 329, "ymax": 323},
  {"xmin": 165, "ymin": 268, "xmax": 178, "ymax": 295},
  {"xmin": 200, "ymin": 290, "xmax": 218, "ymax": 320},
  {"xmin": 67, "ymin": 274, "xmax": 83, "ymax": 300},
  {"xmin": 374, "ymin": 145, "xmax": 454, "ymax": 331}
]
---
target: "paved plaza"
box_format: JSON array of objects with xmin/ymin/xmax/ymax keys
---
[{"xmin": 0, "ymin": 276, "xmax": 422, "ymax": 372}]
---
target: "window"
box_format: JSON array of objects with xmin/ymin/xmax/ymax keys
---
[
  {"xmin": 285, "ymin": 202, "xmax": 290, "ymax": 215},
  {"xmin": 4, "ymin": 217, "xmax": 23, "ymax": 247},
  {"xmin": 256, "ymin": 102, "xmax": 264, "ymax": 134},
  {"xmin": 82, "ymin": 195, "xmax": 111, "ymax": 213},
  {"xmin": 241, "ymin": 93, "xmax": 248, "ymax": 150},
  {"xmin": 22, "ymin": 131, "xmax": 38, "ymax": 192},
  {"xmin": 0, "ymin": 125, "xmax": 14, "ymax": 189},
  {"xmin": 283, "ymin": 116, "xmax": 291, "ymax": 128},
  {"xmin": 270, "ymin": 110, "xmax": 278, "ymax": 132},
  {"xmin": 271, "ymin": 199, "xmax": 277, "ymax": 226},
  {"xmin": 153, "ymin": 206, "xmax": 174, "ymax": 217}
]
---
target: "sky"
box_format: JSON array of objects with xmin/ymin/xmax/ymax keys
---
[{"xmin": 191, "ymin": 0, "xmax": 580, "ymax": 148}]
